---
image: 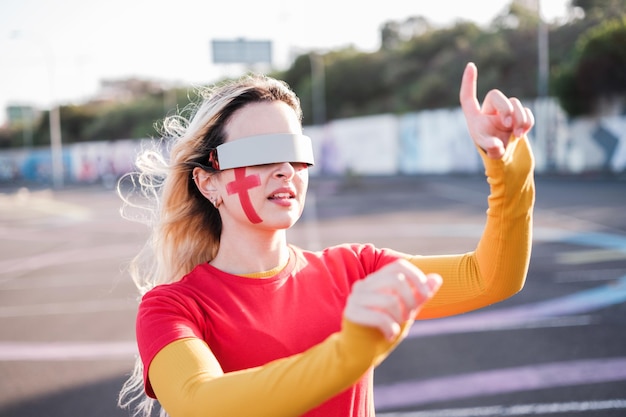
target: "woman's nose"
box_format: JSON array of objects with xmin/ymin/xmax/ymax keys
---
[{"xmin": 273, "ymin": 162, "xmax": 296, "ymax": 180}]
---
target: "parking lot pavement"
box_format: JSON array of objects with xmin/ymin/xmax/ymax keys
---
[{"xmin": 1, "ymin": 174, "xmax": 625, "ymax": 417}]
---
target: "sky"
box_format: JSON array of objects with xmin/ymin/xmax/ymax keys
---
[{"xmin": 0, "ymin": 0, "xmax": 571, "ymax": 125}]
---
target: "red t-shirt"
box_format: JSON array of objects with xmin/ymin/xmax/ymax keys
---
[{"xmin": 137, "ymin": 243, "xmax": 406, "ymax": 415}]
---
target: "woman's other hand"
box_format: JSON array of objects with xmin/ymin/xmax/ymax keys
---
[{"xmin": 344, "ymin": 259, "xmax": 442, "ymax": 340}]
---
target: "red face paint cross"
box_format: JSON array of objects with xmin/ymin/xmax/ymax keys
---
[{"xmin": 226, "ymin": 167, "xmax": 263, "ymax": 224}]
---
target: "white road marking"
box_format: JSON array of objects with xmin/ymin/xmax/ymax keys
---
[
  {"xmin": 374, "ymin": 358, "xmax": 626, "ymax": 410},
  {"xmin": 0, "ymin": 341, "xmax": 137, "ymax": 361},
  {"xmin": 0, "ymin": 298, "xmax": 136, "ymax": 318},
  {"xmin": 0, "ymin": 189, "xmax": 92, "ymax": 221},
  {"xmin": 0, "ymin": 243, "xmax": 138, "ymax": 278},
  {"xmin": 378, "ymin": 399, "xmax": 626, "ymax": 416},
  {"xmin": 557, "ymin": 249, "xmax": 626, "ymax": 264}
]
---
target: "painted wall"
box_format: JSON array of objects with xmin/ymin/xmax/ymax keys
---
[
  {"xmin": 0, "ymin": 139, "xmax": 141, "ymax": 187},
  {"xmin": 1, "ymin": 97, "xmax": 625, "ymax": 186}
]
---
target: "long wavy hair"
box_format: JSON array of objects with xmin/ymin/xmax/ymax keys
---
[{"xmin": 117, "ymin": 73, "xmax": 303, "ymax": 417}]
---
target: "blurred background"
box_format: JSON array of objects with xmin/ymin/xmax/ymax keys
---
[
  {"xmin": 0, "ymin": 0, "xmax": 625, "ymax": 186},
  {"xmin": 1, "ymin": 0, "xmax": 625, "ymax": 416}
]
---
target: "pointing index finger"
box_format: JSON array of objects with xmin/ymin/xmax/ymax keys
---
[{"xmin": 459, "ymin": 62, "xmax": 480, "ymax": 116}]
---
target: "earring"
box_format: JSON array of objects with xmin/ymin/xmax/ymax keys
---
[{"xmin": 209, "ymin": 196, "xmax": 221, "ymax": 208}]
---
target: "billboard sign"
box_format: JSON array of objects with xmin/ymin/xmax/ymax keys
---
[{"xmin": 211, "ymin": 39, "xmax": 272, "ymax": 64}]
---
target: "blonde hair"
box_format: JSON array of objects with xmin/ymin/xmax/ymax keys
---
[{"xmin": 117, "ymin": 74, "xmax": 303, "ymax": 417}]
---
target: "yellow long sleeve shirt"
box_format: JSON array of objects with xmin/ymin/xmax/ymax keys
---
[{"xmin": 142, "ymin": 135, "xmax": 535, "ymax": 417}]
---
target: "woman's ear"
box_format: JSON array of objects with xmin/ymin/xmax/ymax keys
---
[{"xmin": 192, "ymin": 167, "xmax": 217, "ymax": 200}]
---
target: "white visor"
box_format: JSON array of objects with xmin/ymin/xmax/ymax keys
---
[{"xmin": 216, "ymin": 133, "xmax": 315, "ymax": 170}]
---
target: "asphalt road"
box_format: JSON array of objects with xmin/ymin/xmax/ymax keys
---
[{"xmin": 0, "ymin": 173, "xmax": 625, "ymax": 417}]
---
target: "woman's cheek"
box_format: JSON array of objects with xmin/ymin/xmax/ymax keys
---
[{"xmin": 225, "ymin": 167, "xmax": 263, "ymax": 224}]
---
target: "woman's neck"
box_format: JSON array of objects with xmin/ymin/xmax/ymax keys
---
[{"xmin": 211, "ymin": 229, "xmax": 289, "ymax": 275}]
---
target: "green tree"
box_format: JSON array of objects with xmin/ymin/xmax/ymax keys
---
[
  {"xmin": 571, "ymin": 0, "xmax": 626, "ymax": 19},
  {"xmin": 380, "ymin": 16, "xmax": 433, "ymax": 51},
  {"xmin": 553, "ymin": 16, "xmax": 626, "ymax": 116},
  {"xmin": 4, "ymin": 0, "xmax": 624, "ymax": 147},
  {"xmin": 491, "ymin": 0, "xmax": 541, "ymax": 30}
]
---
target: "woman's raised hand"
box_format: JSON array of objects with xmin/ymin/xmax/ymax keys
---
[
  {"xmin": 344, "ymin": 259, "xmax": 442, "ymax": 340},
  {"xmin": 459, "ymin": 62, "xmax": 535, "ymax": 159}
]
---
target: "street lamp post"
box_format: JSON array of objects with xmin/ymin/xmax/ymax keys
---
[
  {"xmin": 288, "ymin": 48, "xmax": 326, "ymax": 127},
  {"xmin": 48, "ymin": 104, "xmax": 63, "ymax": 188},
  {"xmin": 536, "ymin": 0, "xmax": 555, "ymax": 171},
  {"xmin": 537, "ymin": 1, "xmax": 549, "ymax": 98},
  {"xmin": 309, "ymin": 52, "xmax": 326, "ymax": 126},
  {"xmin": 11, "ymin": 31, "xmax": 64, "ymax": 188}
]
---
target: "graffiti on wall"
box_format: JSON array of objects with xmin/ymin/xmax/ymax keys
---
[
  {"xmin": 0, "ymin": 140, "xmax": 140, "ymax": 187},
  {"xmin": 1, "ymin": 98, "xmax": 625, "ymax": 186}
]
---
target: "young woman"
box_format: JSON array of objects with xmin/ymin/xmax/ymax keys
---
[{"xmin": 118, "ymin": 62, "xmax": 535, "ymax": 417}]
